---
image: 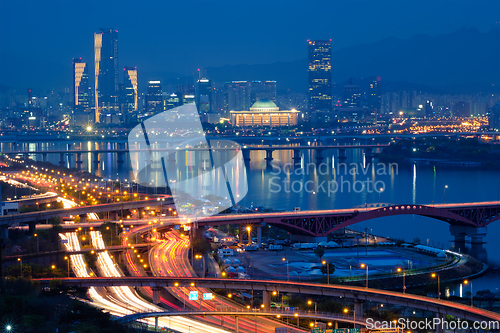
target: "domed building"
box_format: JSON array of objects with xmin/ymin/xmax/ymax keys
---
[{"xmin": 230, "ymin": 99, "xmax": 299, "ymax": 127}]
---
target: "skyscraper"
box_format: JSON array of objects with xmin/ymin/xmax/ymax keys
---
[
  {"xmin": 122, "ymin": 66, "xmax": 138, "ymax": 118},
  {"xmin": 94, "ymin": 28, "xmax": 119, "ymax": 123},
  {"xmin": 343, "ymin": 80, "xmax": 361, "ymax": 108},
  {"xmin": 489, "ymin": 102, "xmax": 500, "ymax": 130},
  {"xmin": 196, "ymin": 78, "xmax": 212, "ymax": 113},
  {"xmin": 250, "ymin": 81, "xmax": 277, "ymax": 105},
  {"xmin": 367, "ymin": 76, "xmax": 382, "ymax": 113},
  {"xmin": 72, "ymin": 58, "xmax": 91, "ymax": 125},
  {"xmin": 308, "ymin": 40, "xmax": 332, "ymax": 117},
  {"xmin": 146, "ymin": 81, "xmax": 163, "ymax": 115}
]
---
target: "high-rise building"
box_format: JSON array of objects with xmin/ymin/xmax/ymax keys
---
[
  {"xmin": 122, "ymin": 67, "xmax": 138, "ymax": 119},
  {"xmin": 308, "ymin": 40, "xmax": 332, "ymax": 116},
  {"xmin": 72, "ymin": 58, "xmax": 92, "ymax": 125},
  {"xmin": 196, "ymin": 78, "xmax": 212, "ymax": 113},
  {"xmin": 146, "ymin": 81, "xmax": 163, "ymax": 115},
  {"xmin": 94, "ymin": 28, "xmax": 119, "ymax": 123},
  {"xmin": 488, "ymin": 102, "xmax": 500, "ymax": 130},
  {"xmin": 225, "ymin": 81, "xmax": 251, "ymax": 111},
  {"xmin": 250, "ymin": 81, "xmax": 277, "ymax": 105},
  {"xmin": 452, "ymin": 101, "xmax": 470, "ymax": 118},
  {"xmin": 367, "ymin": 76, "xmax": 382, "ymax": 113},
  {"xmin": 342, "ymin": 81, "xmax": 361, "ymax": 108}
]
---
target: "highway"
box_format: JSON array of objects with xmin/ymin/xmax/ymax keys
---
[
  {"xmin": 40, "ymin": 276, "xmax": 500, "ymax": 324},
  {"xmin": 146, "ymin": 230, "xmax": 302, "ymax": 333}
]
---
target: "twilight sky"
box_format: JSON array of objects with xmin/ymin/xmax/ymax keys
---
[{"xmin": 0, "ymin": 0, "xmax": 498, "ymax": 88}]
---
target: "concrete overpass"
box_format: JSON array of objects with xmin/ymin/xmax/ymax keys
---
[
  {"xmin": 35, "ymin": 277, "xmax": 500, "ymax": 323},
  {"xmin": 117, "ymin": 309, "xmax": 365, "ymax": 332},
  {"xmin": 0, "ymin": 197, "xmax": 174, "ymax": 231}
]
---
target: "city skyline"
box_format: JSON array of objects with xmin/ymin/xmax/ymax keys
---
[{"xmin": 0, "ymin": 0, "xmax": 499, "ymax": 91}]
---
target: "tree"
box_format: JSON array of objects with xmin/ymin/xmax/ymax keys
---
[
  {"xmin": 314, "ymin": 247, "xmax": 325, "ymax": 261},
  {"xmin": 320, "ymin": 263, "xmax": 335, "ymax": 275}
]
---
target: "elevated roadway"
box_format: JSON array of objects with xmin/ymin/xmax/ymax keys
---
[{"xmin": 36, "ymin": 277, "xmax": 500, "ymax": 323}]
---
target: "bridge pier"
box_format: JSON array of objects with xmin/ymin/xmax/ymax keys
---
[
  {"xmin": 239, "ymin": 225, "xmax": 243, "ymax": 244},
  {"xmin": 137, "ymin": 208, "xmax": 144, "ymax": 219},
  {"xmin": 262, "ymin": 290, "xmax": 271, "ymax": 309},
  {"xmin": 435, "ymin": 313, "xmax": 444, "ymax": 333},
  {"xmin": 293, "ymin": 149, "xmax": 301, "ymax": 163},
  {"xmin": 42, "ymin": 153, "xmax": 47, "ymax": 162},
  {"xmin": 92, "ymin": 152, "xmax": 99, "ymax": 167},
  {"xmin": 257, "ymin": 224, "xmax": 262, "ymax": 247},
  {"xmin": 364, "ymin": 148, "xmax": 373, "ymax": 160},
  {"xmin": 354, "ymin": 300, "xmax": 363, "ymax": 328},
  {"xmin": 449, "ymin": 225, "xmax": 487, "ymax": 244},
  {"xmin": 75, "ymin": 153, "xmax": 82, "ymax": 169},
  {"xmin": 152, "ymin": 287, "xmax": 162, "ymax": 304},
  {"xmin": 242, "ymin": 149, "xmax": 251, "ymax": 162},
  {"xmin": 59, "ymin": 153, "xmax": 65, "ymax": 166},
  {"xmin": 264, "ymin": 149, "xmax": 273, "ymax": 162},
  {"xmin": 154, "ymin": 316, "xmax": 158, "ymax": 332},
  {"xmin": 79, "ymin": 214, "xmax": 87, "ymax": 224},
  {"xmin": 109, "ymin": 211, "xmax": 118, "ymax": 221},
  {"xmin": 235, "ymin": 316, "xmax": 239, "ymax": 333},
  {"xmin": 28, "ymin": 222, "xmax": 36, "ymax": 235},
  {"xmin": 338, "ymin": 148, "xmax": 346, "ymax": 163}
]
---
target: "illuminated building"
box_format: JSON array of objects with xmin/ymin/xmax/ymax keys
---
[
  {"xmin": 367, "ymin": 76, "xmax": 382, "ymax": 114},
  {"xmin": 452, "ymin": 101, "xmax": 470, "ymax": 118},
  {"xmin": 122, "ymin": 66, "xmax": 138, "ymax": 119},
  {"xmin": 250, "ymin": 81, "xmax": 277, "ymax": 104},
  {"xmin": 94, "ymin": 28, "xmax": 119, "ymax": 123},
  {"xmin": 308, "ymin": 40, "xmax": 332, "ymax": 116},
  {"xmin": 196, "ymin": 78, "xmax": 212, "ymax": 113},
  {"xmin": 230, "ymin": 99, "xmax": 299, "ymax": 127},
  {"xmin": 489, "ymin": 102, "xmax": 500, "ymax": 130},
  {"xmin": 225, "ymin": 81, "xmax": 251, "ymax": 111},
  {"xmin": 146, "ymin": 81, "xmax": 163, "ymax": 115},
  {"xmin": 343, "ymin": 80, "xmax": 361, "ymax": 108},
  {"xmin": 72, "ymin": 58, "xmax": 92, "ymax": 125}
]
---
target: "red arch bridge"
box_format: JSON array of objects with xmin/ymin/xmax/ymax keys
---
[{"xmin": 189, "ymin": 201, "xmax": 500, "ymax": 243}]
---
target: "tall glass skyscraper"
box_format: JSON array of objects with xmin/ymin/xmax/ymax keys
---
[
  {"xmin": 72, "ymin": 58, "xmax": 91, "ymax": 125},
  {"xmin": 123, "ymin": 66, "xmax": 138, "ymax": 116},
  {"xmin": 308, "ymin": 40, "xmax": 332, "ymax": 117},
  {"xmin": 146, "ymin": 81, "xmax": 163, "ymax": 115},
  {"xmin": 94, "ymin": 28, "xmax": 119, "ymax": 123}
]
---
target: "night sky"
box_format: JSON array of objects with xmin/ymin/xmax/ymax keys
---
[{"xmin": 0, "ymin": 0, "xmax": 498, "ymax": 88}]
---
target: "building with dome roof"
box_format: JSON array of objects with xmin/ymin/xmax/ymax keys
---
[{"xmin": 230, "ymin": 99, "xmax": 299, "ymax": 127}]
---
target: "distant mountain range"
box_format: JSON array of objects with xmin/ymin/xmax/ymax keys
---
[
  {"xmin": 1, "ymin": 27, "xmax": 498, "ymax": 95},
  {"xmin": 205, "ymin": 27, "xmax": 500, "ymax": 94}
]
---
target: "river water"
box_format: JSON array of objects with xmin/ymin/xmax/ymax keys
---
[{"xmin": 2, "ymin": 138, "xmax": 499, "ymax": 294}]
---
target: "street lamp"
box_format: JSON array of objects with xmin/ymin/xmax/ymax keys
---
[
  {"xmin": 34, "ymin": 233, "xmax": 39, "ymax": 254},
  {"xmin": 360, "ymin": 263, "xmax": 369, "ymax": 288},
  {"xmin": 282, "ymin": 257, "xmax": 289, "ymax": 282},
  {"xmin": 397, "ymin": 267, "xmax": 406, "ymax": 293},
  {"xmin": 246, "ymin": 226, "xmax": 252, "ymax": 245},
  {"xmin": 17, "ymin": 258, "xmax": 22, "ymax": 278},
  {"xmin": 444, "ymin": 185, "xmax": 448, "ymax": 203},
  {"xmin": 464, "ymin": 279, "xmax": 473, "ymax": 307},
  {"xmin": 344, "ymin": 308, "xmax": 356, "ymax": 329},
  {"xmin": 378, "ymin": 187, "xmax": 384, "ymax": 206},
  {"xmin": 322, "ymin": 260, "xmax": 330, "ymax": 284},
  {"xmin": 431, "ymin": 273, "xmax": 441, "ymax": 299},
  {"xmin": 64, "ymin": 256, "xmax": 70, "ymax": 277}
]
